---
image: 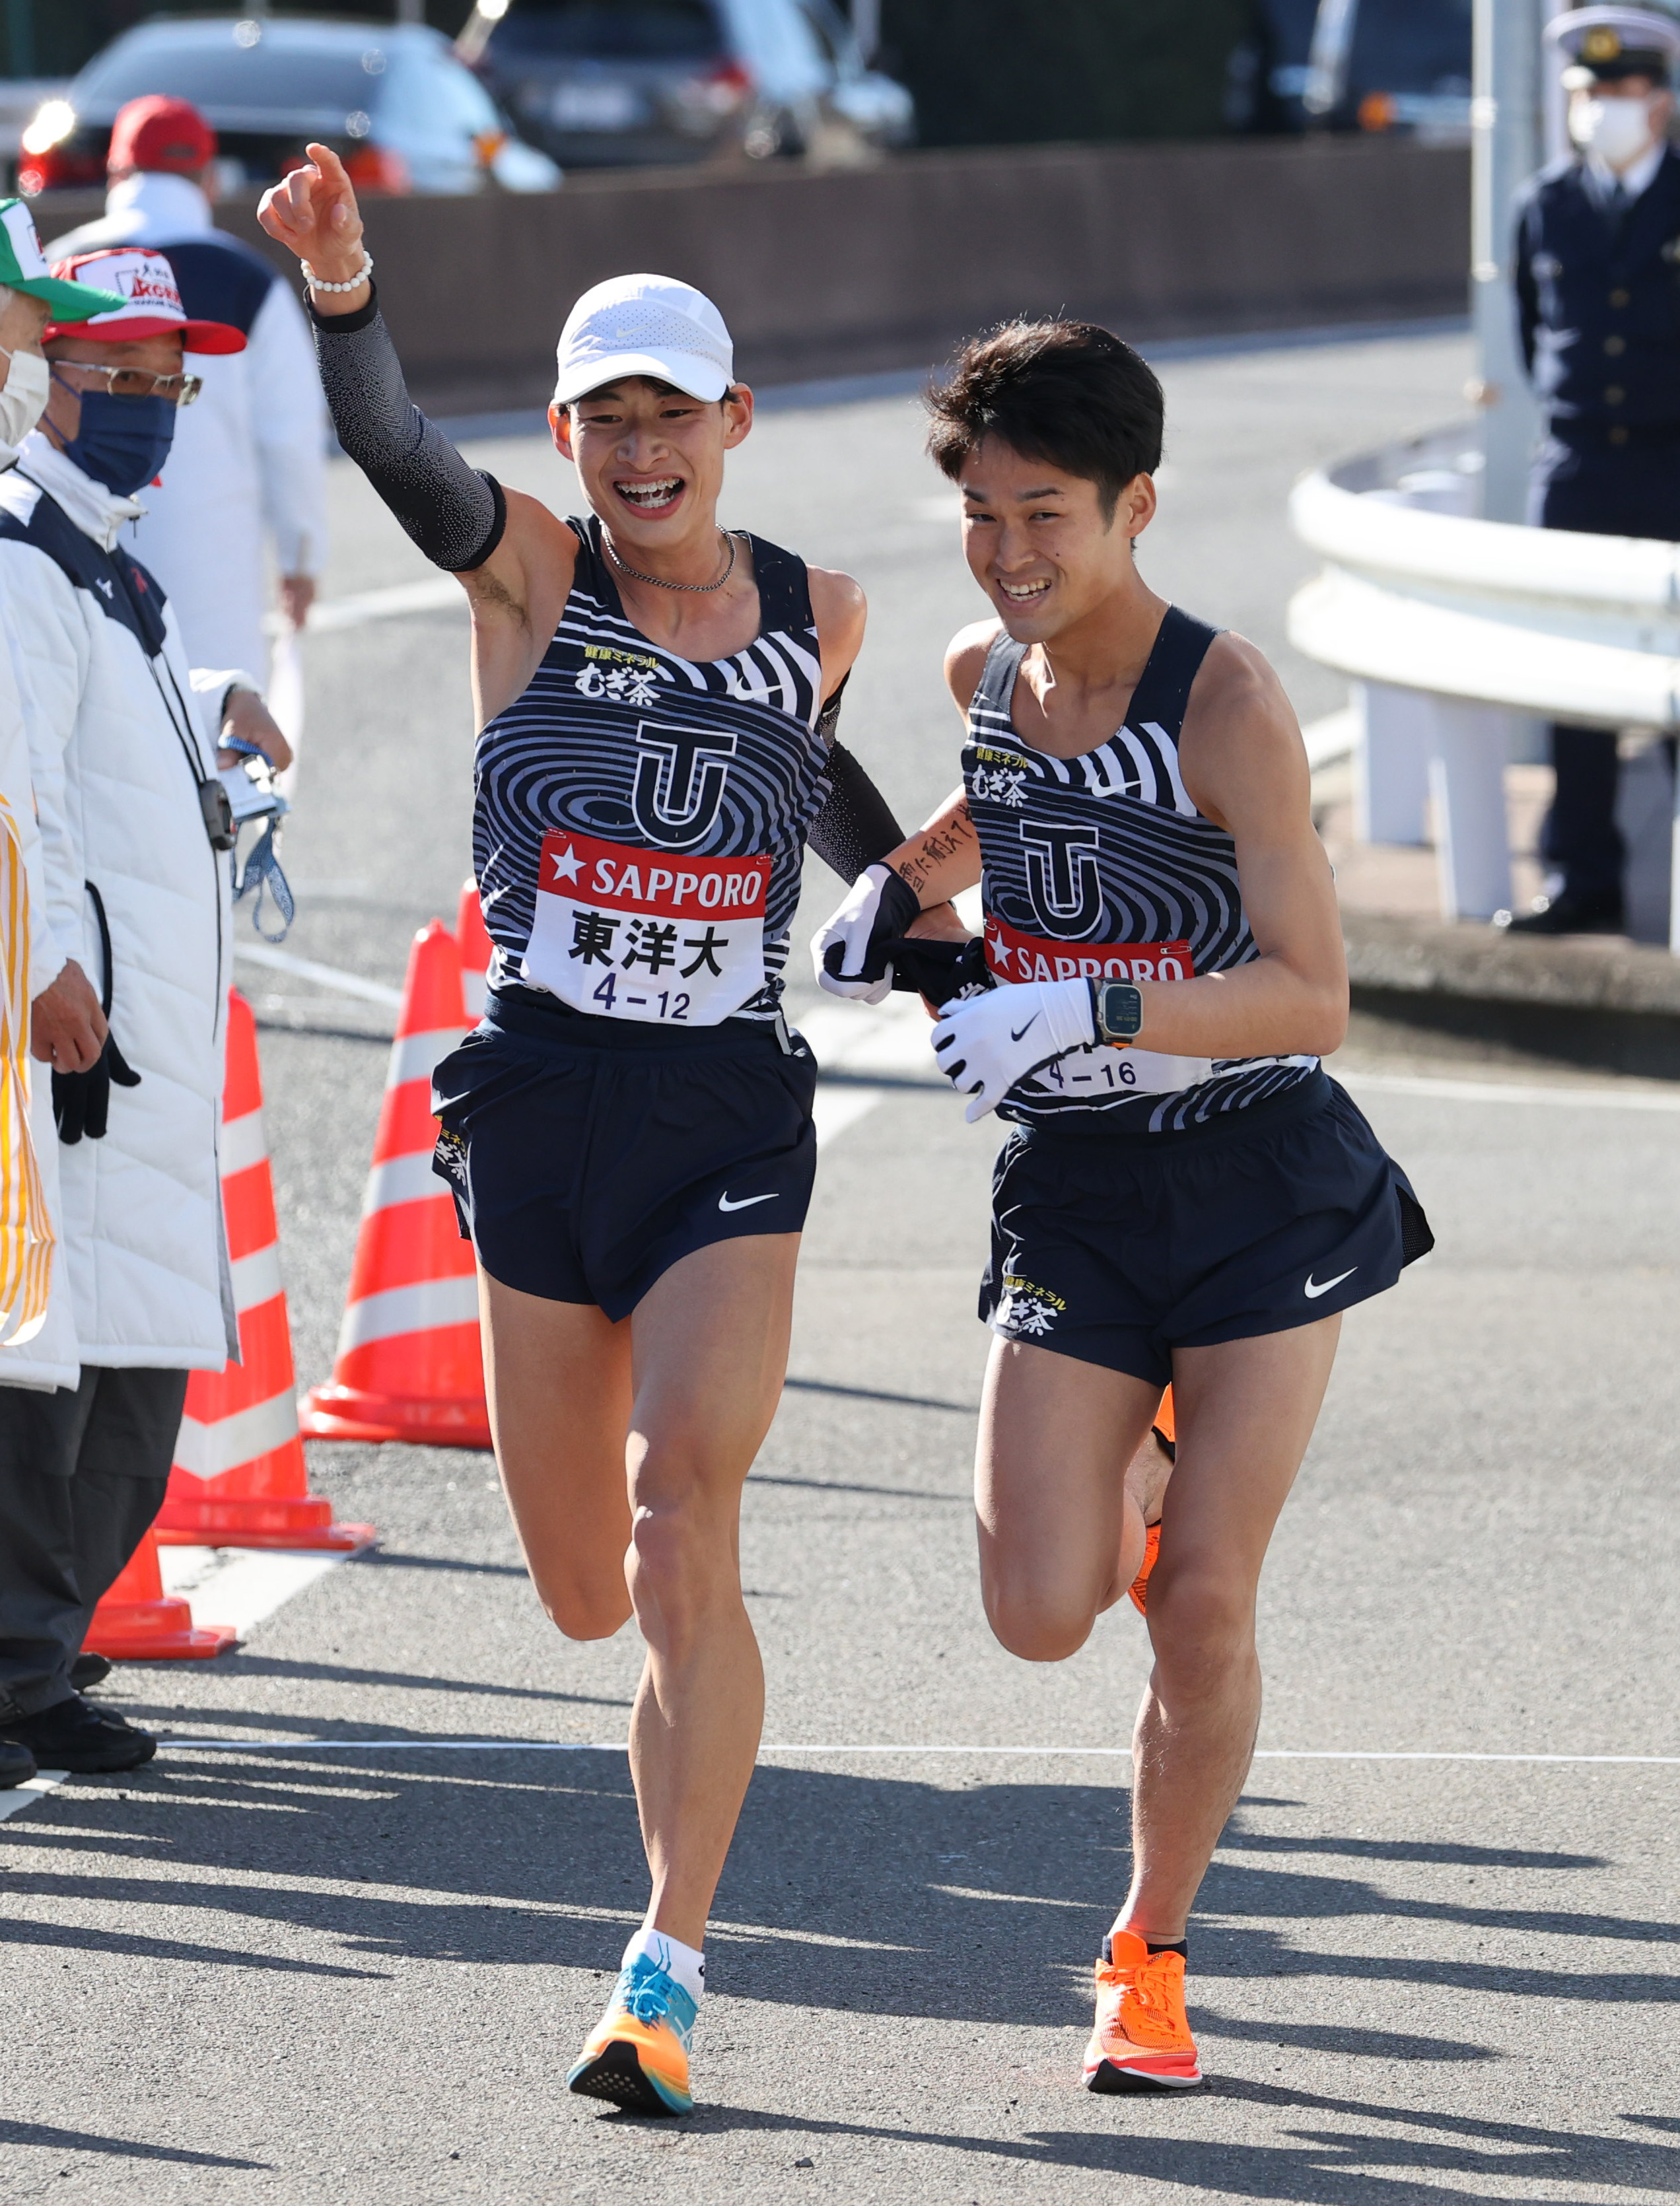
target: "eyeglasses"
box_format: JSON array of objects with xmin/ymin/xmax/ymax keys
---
[{"xmin": 50, "ymin": 361, "xmax": 203, "ymax": 407}]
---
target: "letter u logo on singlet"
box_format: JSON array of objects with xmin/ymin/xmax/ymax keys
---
[
  {"xmin": 1019, "ymin": 820, "xmax": 1104, "ymax": 935},
  {"xmin": 631, "ymin": 722, "xmax": 738, "ymax": 850}
]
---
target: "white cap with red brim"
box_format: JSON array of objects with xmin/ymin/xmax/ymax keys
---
[
  {"xmin": 553, "ymin": 273, "xmax": 733, "ymax": 405},
  {"xmin": 42, "ymin": 246, "xmax": 246, "ymax": 354}
]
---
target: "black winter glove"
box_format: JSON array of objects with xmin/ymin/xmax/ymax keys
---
[
  {"xmin": 882, "ymin": 934, "xmax": 994, "ymax": 1007},
  {"xmin": 53, "ymin": 1030, "xmax": 142, "ymax": 1145}
]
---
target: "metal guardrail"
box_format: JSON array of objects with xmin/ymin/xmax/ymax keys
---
[
  {"xmin": 1290, "ymin": 444, "xmax": 1680, "ymax": 733},
  {"xmin": 1288, "ymin": 431, "xmax": 1680, "ymax": 946}
]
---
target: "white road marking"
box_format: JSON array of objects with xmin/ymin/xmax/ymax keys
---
[
  {"xmin": 265, "ymin": 577, "xmax": 462, "ymax": 635},
  {"xmin": 152, "ymin": 1740, "xmax": 1680, "ymax": 1765},
  {"xmin": 234, "ymin": 943, "xmax": 403, "ymax": 1008},
  {"xmin": 812, "ymin": 1086, "xmax": 888, "ymax": 1148},
  {"xmin": 1340, "ymin": 1068, "xmax": 1680, "ymax": 1113},
  {"xmin": 158, "ymin": 1545, "xmax": 351, "ymax": 1639},
  {"xmin": 0, "ymin": 1770, "xmax": 69, "ymax": 1822}
]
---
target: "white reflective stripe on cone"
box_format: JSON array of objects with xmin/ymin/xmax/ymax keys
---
[
  {"xmin": 387, "ymin": 1026, "xmax": 466, "ymax": 1090},
  {"xmin": 220, "ymin": 1107, "xmax": 268, "ymax": 1178},
  {"xmin": 172, "ymin": 1386, "xmax": 299, "ymax": 1478},
  {"xmin": 228, "ymin": 1244, "xmax": 283, "ymax": 1311},
  {"xmin": 361, "ymin": 1152, "xmax": 448, "ymax": 1218},
  {"xmin": 335, "ymin": 1276, "xmax": 481, "ymax": 1354}
]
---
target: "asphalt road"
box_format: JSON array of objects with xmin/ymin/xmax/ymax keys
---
[{"xmin": 4, "ymin": 327, "xmax": 1678, "ymax": 2205}]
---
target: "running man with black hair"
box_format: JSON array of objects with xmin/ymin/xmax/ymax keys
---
[
  {"xmin": 260, "ymin": 149, "xmax": 911, "ymax": 2118},
  {"xmin": 816, "ymin": 319, "xmax": 1430, "ymax": 2093}
]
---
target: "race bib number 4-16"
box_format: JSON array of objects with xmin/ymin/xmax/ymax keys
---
[
  {"xmin": 522, "ymin": 831, "xmax": 770, "ymax": 1025},
  {"xmin": 985, "ymin": 914, "xmax": 1213, "ymax": 1099}
]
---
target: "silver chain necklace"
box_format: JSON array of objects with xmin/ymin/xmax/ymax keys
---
[{"xmin": 604, "ymin": 527, "xmax": 738, "ymax": 594}]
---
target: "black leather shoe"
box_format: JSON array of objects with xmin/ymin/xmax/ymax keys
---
[
  {"xmin": 0, "ymin": 1694, "xmax": 156, "ymax": 1774},
  {"xmin": 70, "ymin": 1653, "xmax": 112, "ymax": 1692},
  {"xmin": 1497, "ymin": 891, "xmax": 1624, "ymax": 936},
  {"xmin": 0, "ymin": 1738, "xmax": 38, "ymax": 1789}
]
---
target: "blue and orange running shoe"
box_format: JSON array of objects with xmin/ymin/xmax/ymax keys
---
[
  {"xmin": 1083, "ymin": 1930, "xmax": 1203, "ymax": 2093},
  {"xmin": 567, "ymin": 1950, "xmax": 697, "ymax": 2116},
  {"xmin": 1128, "ymin": 1519, "xmax": 1161, "ymax": 1617}
]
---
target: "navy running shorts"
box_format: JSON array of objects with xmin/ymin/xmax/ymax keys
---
[
  {"xmin": 978, "ymin": 1070, "xmax": 1432, "ymax": 1385},
  {"xmin": 431, "ymin": 985, "xmax": 818, "ymax": 1321}
]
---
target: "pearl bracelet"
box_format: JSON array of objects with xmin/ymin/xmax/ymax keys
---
[{"xmin": 302, "ymin": 251, "xmax": 372, "ymax": 294}]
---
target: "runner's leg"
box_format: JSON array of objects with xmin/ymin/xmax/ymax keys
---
[
  {"xmin": 479, "ymin": 1274, "xmax": 636, "ymax": 1641},
  {"xmin": 625, "ymin": 1231, "xmax": 798, "ymax": 1947},
  {"xmin": 977, "ymin": 1336, "xmax": 1165, "ymax": 1661},
  {"xmin": 481, "ymin": 1235, "xmax": 796, "ymax": 1945},
  {"xmin": 1119, "ymin": 1314, "xmax": 1341, "ymax": 1941}
]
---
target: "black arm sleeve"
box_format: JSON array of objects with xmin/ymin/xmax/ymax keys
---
[
  {"xmin": 804, "ymin": 678, "xmax": 907, "ymax": 879},
  {"xmin": 307, "ymin": 287, "xmax": 507, "ymax": 572}
]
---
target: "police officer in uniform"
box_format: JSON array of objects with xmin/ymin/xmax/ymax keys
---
[{"xmin": 1508, "ymin": 6, "xmax": 1680, "ymax": 934}]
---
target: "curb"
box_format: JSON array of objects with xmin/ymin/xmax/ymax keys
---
[{"xmin": 1344, "ymin": 911, "xmax": 1680, "ymax": 1079}]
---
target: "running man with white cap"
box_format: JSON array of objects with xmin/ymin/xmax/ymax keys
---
[{"xmin": 258, "ymin": 146, "xmax": 909, "ymax": 2116}]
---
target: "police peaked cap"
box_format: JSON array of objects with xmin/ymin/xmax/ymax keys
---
[{"xmin": 1550, "ymin": 7, "xmax": 1680, "ymax": 87}]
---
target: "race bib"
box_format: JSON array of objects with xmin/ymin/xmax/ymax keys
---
[
  {"xmin": 985, "ymin": 914, "xmax": 1212, "ymax": 1098},
  {"xmin": 522, "ymin": 831, "xmax": 769, "ymax": 1025}
]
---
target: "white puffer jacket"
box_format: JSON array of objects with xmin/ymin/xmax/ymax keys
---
[{"xmin": 0, "ymin": 433, "xmax": 239, "ymax": 1385}]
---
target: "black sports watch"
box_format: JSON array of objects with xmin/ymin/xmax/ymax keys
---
[{"xmin": 1091, "ymin": 979, "xmax": 1144, "ymax": 1043}]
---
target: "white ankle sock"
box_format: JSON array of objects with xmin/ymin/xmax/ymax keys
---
[{"xmin": 622, "ymin": 1925, "xmax": 705, "ymax": 2006}]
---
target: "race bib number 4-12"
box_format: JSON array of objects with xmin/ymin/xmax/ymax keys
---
[
  {"xmin": 522, "ymin": 831, "xmax": 770, "ymax": 1025},
  {"xmin": 985, "ymin": 914, "xmax": 1213, "ymax": 1099}
]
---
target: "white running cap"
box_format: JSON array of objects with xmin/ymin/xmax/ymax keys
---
[{"xmin": 553, "ymin": 273, "xmax": 734, "ymax": 405}]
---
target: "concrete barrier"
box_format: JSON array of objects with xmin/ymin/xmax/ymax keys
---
[{"xmin": 34, "ymin": 135, "xmax": 1467, "ymax": 413}]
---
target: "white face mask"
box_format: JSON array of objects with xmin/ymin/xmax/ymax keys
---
[
  {"xmin": 0, "ymin": 345, "xmax": 50, "ymax": 452},
  {"xmin": 1570, "ymin": 92, "xmax": 1658, "ymax": 171}
]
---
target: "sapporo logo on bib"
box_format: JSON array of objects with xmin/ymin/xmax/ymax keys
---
[
  {"xmin": 523, "ymin": 830, "xmax": 771, "ymax": 1024},
  {"xmin": 984, "ymin": 914, "xmax": 1211, "ymax": 1099}
]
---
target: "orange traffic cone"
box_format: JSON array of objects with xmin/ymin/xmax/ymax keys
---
[
  {"xmin": 456, "ymin": 877, "xmax": 493, "ymax": 1021},
  {"xmin": 156, "ymin": 991, "xmax": 374, "ymax": 1550},
  {"xmin": 83, "ymin": 1527, "xmax": 236, "ymax": 1661},
  {"xmin": 299, "ymin": 920, "xmax": 490, "ymax": 1447}
]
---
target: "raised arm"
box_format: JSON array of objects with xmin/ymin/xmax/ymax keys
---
[{"xmin": 258, "ymin": 145, "xmax": 575, "ymax": 724}]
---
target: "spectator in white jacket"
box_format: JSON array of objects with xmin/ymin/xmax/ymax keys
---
[
  {"xmin": 0, "ymin": 244, "xmax": 290, "ymax": 1778},
  {"xmin": 0, "ymin": 206, "xmax": 127, "ymax": 1797},
  {"xmin": 49, "ymin": 95, "xmax": 328, "ymax": 682}
]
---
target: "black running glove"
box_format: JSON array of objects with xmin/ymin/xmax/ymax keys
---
[
  {"xmin": 53, "ymin": 1031, "xmax": 141, "ymax": 1145},
  {"xmin": 882, "ymin": 934, "xmax": 993, "ymax": 1005}
]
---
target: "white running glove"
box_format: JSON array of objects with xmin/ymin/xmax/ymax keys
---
[
  {"xmin": 811, "ymin": 864, "xmax": 919, "ymax": 1002},
  {"xmin": 930, "ymin": 977, "xmax": 1096, "ymax": 1122}
]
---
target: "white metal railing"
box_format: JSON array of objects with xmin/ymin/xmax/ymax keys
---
[{"xmin": 1288, "ymin": 430, "xmax": 1680, "ymax": 942}]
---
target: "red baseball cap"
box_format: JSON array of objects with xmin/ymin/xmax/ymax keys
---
[
  {"xmin": 108, "ymin": 96, "xmax": 217, "ymax": 178},
  {"xmin": 42, "ymin": 248, "xmax": 246, "ymax": 354}
]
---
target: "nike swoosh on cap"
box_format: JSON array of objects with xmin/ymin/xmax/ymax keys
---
[
  {"xmin": 718, "ymin": 1191, "xmax": 779, "ymax": 1213},
  {"xmin": 1304, "ymin": 1266, "xmax": 1356, "ymax": 1299}
]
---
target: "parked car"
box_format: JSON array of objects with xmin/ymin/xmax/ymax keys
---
[
  {"xmin": 1224, "ymin": 1, "xmax": 1321, "ymax": 133},
  {"xmin": 462, "ymin": 0, "xmax": 915, "ymax": 169},
  {"xmin": 19, "ymin": 16, "xmax": 562, "ymax": 198},
  {"xmin": 1302, "ymin": 0, "xmax": 1473, "ymax": 143}
]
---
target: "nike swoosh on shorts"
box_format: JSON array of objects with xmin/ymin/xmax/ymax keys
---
[
  {"xmin": 1304, "ymin": 1266, "xmax": 1356, "ymax": 1299},
  {"xmin": 718, "ymin": 1191, "xmax": 779, "ymax": 1213}
]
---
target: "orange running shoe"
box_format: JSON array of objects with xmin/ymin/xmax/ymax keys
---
[
  {"xmin": 567, "ymin": 1948, "xmax": 696, "ymax": 2115},
  {"xmin": 1084, "ymin": 1929, "xmax": 1203, "ymax": 2092},
  {"xmin": 1128, "ymin": 1519, "xmax": 1161, "ymax": 1616}
]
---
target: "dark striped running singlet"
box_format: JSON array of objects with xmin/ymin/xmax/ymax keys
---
[
  {"xmin": 964, "ymin": 605, "xmax": 1319, "ymax": 1132},
  {"xmin": 473, "ymin": 516, "xmax": 829, "ymax": 1026}
]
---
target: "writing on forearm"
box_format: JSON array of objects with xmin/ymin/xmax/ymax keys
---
[{"xmin": 894, "ymin": 804, "xmax": 975, "ymax": 899}]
